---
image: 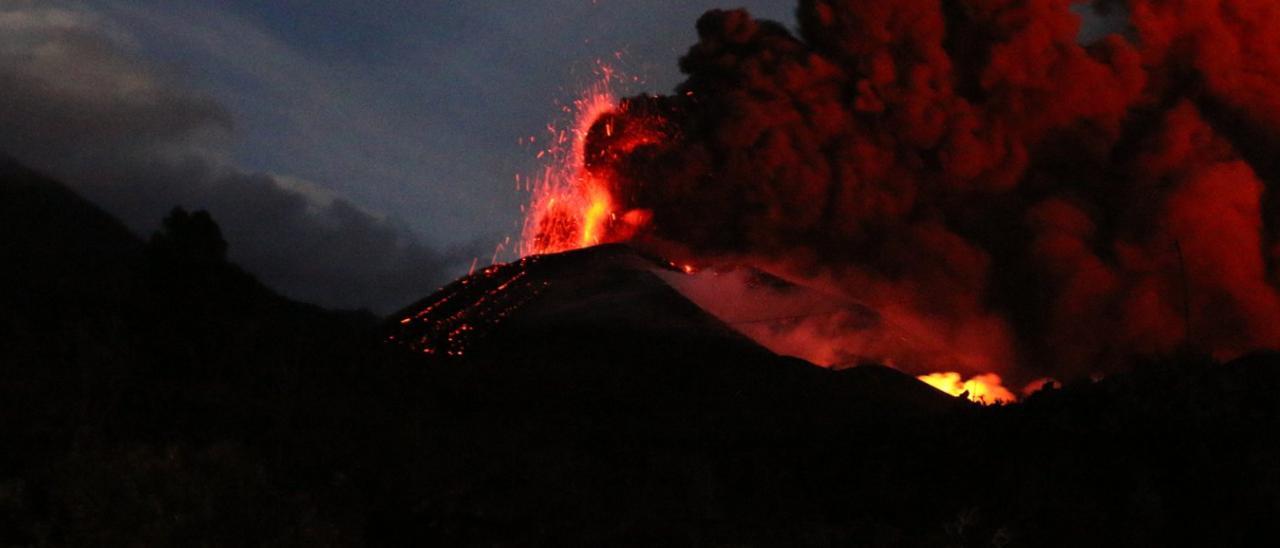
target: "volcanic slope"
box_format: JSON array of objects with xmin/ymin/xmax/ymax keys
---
[
  {"xmin": 378, "ymin": 244, "xmax": 1280, "ymax": 546},
  {"xmin": 385, "ymin": 243, "xmax": 961, "ymax": 439}
]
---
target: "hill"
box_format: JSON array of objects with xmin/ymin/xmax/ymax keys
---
[
  {"xmin": 2, "ymin": 156, "xmax": 1279, "ymax": 546},
  {"xmin": 0, "ymin": 157, "xmax": 380, "ymax": 545}
]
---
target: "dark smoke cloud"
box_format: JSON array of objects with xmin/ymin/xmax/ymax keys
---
[
  {"xmin": 590, "ymin": 0, "xmax": 1280, "ymax": 380},
  {"xmin": 0, "ymin": 4, "xmax": 472, "ymax": 312}
]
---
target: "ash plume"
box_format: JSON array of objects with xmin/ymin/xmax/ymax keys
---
[{"xmin": 585, "ymin": 0, "xmax": 1280, "ymax": 381}]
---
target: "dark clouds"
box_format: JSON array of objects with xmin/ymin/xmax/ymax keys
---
[{"xmin": 0, "ymin": 3, "xmax": 472, "ymax": 312}]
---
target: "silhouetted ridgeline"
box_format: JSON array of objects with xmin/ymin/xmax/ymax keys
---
[{"xmin": 2, "ymin": 156, "xmax": 1278, "ymax": 546}]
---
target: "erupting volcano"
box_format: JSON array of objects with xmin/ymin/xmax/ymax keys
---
[
  {"xmin": 518, "ymin": 0, "xmax": 1280, "ymax": 399},
  {"xmin": 9, "ymin": 2, "xmax": 1280, "ymax": 544}
]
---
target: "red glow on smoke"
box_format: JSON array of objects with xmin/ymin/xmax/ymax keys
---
[{"xmin": 508, "ymin": 2, "xmax": 1280, "ymax": 400}]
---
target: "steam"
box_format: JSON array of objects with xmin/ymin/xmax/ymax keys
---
[{"xmin": 586, "ymin": 1, "xmax": 1280, "ymax": 381}]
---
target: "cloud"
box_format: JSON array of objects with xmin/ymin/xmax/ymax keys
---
[{"xmin": 0, "ymin": 1, "xmax": 472, "ymax": 312}]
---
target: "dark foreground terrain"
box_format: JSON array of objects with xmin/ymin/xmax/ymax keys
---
[{"xmin": 3, "ymin": 157, "xmax": 1279, "ymax": 546}]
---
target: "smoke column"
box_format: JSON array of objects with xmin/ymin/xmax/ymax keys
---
[{"xmin": 577, "ymin": 0, "xmax": 1280, "ymax": 381}]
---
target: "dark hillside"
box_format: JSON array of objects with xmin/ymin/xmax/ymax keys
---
[
  {"xmin": 1, "ymin": 157, "xmax": 1278, "ymax": 546},
  {"xmin": 0, "ymin": 157, "xmax": 381, "ymax": 545}
]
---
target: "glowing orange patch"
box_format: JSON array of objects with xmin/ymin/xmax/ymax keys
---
[{"xmin": 918, "ymin": 372, "xmax": 1017, "ymax": 404}]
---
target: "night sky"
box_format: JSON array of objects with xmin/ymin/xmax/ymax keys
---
[{"xmin": 0, "ymin": 1, "xmax": 793, "ymax": 311}]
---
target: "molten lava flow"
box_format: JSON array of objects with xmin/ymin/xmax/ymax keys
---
[
  {"xmin": 578, "ymin": 183, "xmax": 612, "ymax": 248},
  {"xmin": 917, "ymin": 372, "xmax": 1017, "ymax": 405},
  {"xmin": 387, "ymin": 256, "xmax": 549, "ymax": 357}
]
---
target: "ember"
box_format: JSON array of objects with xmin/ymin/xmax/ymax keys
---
[
  {"xmin": 519, "ymin": 63, "xmax": 667, "ymax": 256},
  {"xmin": 518, "ymin": 66, "xmax": 623, "ymax": 256},
  {"xmin": 386, "ymin": 256, "xmax": 548, "ymax": 356}
]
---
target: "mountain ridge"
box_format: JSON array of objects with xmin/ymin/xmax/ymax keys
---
[{"xmin": 2, "ymin": 156, "xmax": 1279, "ymax": 546}]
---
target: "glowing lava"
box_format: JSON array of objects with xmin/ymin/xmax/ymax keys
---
[
  {"xmin": 519, "ymin": 66, "xmax": 624, "ymax": 256},
  {"xmin": 518, "ymin": 63, "xmax": 667, "ymax": 256},
  {"xmin": 917, "ymin": 372, "xmax": 1017, "ymax": 405}
]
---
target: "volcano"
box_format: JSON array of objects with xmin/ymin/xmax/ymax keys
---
[
  {"xmin": 5, "ymin": 154, "xmax": 1280, "ymax": 545},
  {"xmin": 5, "ymin": 0, "xmax": 1280, "ymax": 541},
  {"xmin": 384, "ymin": 243, "xmax": 963, "ymax": 429},
  {"xmin": 372, "ymin": 243, "xmax": 1280, "ymax": 545}
]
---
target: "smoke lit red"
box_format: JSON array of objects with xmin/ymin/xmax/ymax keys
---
[{"xmin": 520, "ymin": 1, "xmax": 1280, "ymax": 398}]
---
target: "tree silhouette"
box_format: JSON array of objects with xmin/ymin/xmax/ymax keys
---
[{"xmin": 147, "ymin": 207, "xmax": 228, "ymax": 264}]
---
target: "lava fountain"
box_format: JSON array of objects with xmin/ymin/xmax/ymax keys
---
[{"xmin": 519, "ymin": 64, "xmax": 659, "ymax": 256}]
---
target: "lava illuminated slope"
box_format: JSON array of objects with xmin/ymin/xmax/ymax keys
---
[
  {"xmin": 383, "ymin": 244, "xmax": 962, "ymax": 418},
  {"xmin": 385, "ymin": 245, "xmax": 747, "ymax": 358}
]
